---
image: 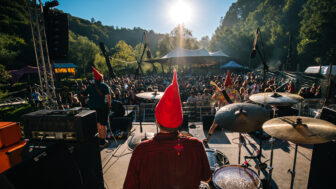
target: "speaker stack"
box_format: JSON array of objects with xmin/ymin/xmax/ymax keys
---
[
  {"xmin": 307, "ymin": 107, "xmax": 336, "ymax": 189},
  {"xmin": 0, "ymin": 109, "xmax": 104, "ymax": 189}
]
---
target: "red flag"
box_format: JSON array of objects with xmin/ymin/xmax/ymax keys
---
[
  {"xmin": 224, "ymin": 70, "xmax": 232, "ymax": 87},
  {"xmin": 92, "ymin": 66, "xmax": 103, "ymax": 81}
]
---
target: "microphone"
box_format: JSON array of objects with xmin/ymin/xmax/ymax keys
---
[
  {"xmin": 250, "ymin": 27, "xmax": 259, "ymax": 59},
  {"xmin": 250, "ymin": 49, "xmax": 257, "ymax": 59}
]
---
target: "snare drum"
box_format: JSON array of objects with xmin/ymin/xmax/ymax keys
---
[
  {"xmin": 213, "ymin": 165, "xmax": 262, "ymax": 189},
  {"xmin": 205, "ymin": 148, "xmax": 229, "ymax": 171}
]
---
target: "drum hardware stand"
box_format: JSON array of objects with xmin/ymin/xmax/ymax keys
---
[
  {"xmin": 238, "ymin": 133, "xmax": 245, "ymax": 164},
  {"xmin": 257, "ymin": 129, "xmax": 264, "ymax": 175},
  {"xmin": 288, "ymin": 143, "xmax": 298, "ymax": 189},
  {"xmin": 286, "ymin": 119, "xmax": 301, "ymax": 189},
  {"xmin": 139, "ymin": 104, "xmax": 143, "ymax": 133},
  {"xmin": 267, "ymin": 137, "xmax": 275, "ymax": 189}
]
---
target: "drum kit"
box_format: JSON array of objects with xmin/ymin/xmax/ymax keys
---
[
  {"xmin": 127, "ymin": 91, "xmax": 163, "ymax": 150},
  {"xmin": 207, "ymin": 92, "xmax": 336, "ymax": 189},
  {"xmin": 135, "ymin": 90, "xmax": 163, "ymax": 133},
  {"xmin": 135, "ymin": 91, "xmax": 336, "ymax": 188}
]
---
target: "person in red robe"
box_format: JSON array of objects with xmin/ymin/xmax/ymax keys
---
[{"xmin": 123, "ymin": 70, "xmax": 211, "ymax": 189}]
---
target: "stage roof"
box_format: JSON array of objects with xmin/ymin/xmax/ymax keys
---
[
  {"xmin": 53, "ymin": 63, "xmax": 78, "ymax": 68},
  {"xmin": 146, "ymin": 47, "xmax": 230, "ymax": 66}
]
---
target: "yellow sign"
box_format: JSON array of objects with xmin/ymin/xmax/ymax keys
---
[{"xmin": 54, "ymin": 68, "xmax": 76, "ymax": 75}]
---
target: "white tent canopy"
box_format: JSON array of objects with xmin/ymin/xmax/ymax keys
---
[
  {"xmin": 161, "ymin": 47, "xmax": 229, "ymax": 58},
  {"xmin": 304, "ymin": 65, "xmax": 336, "ymax": 76}
]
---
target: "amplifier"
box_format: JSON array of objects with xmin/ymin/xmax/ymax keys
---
[
  {"xmin": 307, "ymin": 107, "xmax": 336, "ymax": 188},
  {"xmin": 22, "ymin": 109, "xmax": 97, "ymax": 142},
  {"xmin": 1, "ymin": 141, "xmax": 85, "ymax": 189}
]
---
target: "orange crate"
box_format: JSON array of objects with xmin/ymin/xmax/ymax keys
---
[
  {"xmin": 0, "ymin": 122, "xmax": 22, "ymax": 148},
  {"xmin": 0, "ymin": 140, "xmax": 26, "ymax": 173}
]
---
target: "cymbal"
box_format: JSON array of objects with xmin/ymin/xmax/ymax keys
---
[
  {"xmin": 136, "ymin": 91, "xmax": 164, "ymax": 100},
  {"xmin": 127, "ymin": 132, "xmax": 155, "ymax": 150},
  {"xmin": 249, "ymin": 92, "xmax": 304, "ymax": 106},
  {"xmin": 262, "ymin": 116, "xmax": 336, "ymax": 144},
  {"xmin": 215, "ymin": 103, "xmax": 270, "ymax": 133},
  {"xmin": 180, "ymin": 131, "xmax": 193, "ymax": 137}
]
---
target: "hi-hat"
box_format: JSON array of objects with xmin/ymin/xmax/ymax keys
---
[
  {"xmin": 249, "ymin": 92, "xmax": 304, "ymax": 106},
  {"xmin": 127, "ymin": 132, "xmax": 155, "ymax": 150},
  {"xmin": 136, "ymin": 91, "xmax": 164, "ymax": 100},
  {"xmin": 215, "ymin": 103, "xmax": 270, "ymax": 133},
  {"xmin": 262, "ymin": 116, "xmax": 336, "ymax": 144}
]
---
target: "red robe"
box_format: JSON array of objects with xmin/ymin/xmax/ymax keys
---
[{"xmin": 123, "ymin": 132, "xmax": 211, "ymax": 189}]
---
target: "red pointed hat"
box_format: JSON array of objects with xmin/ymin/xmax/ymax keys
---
[
  {"xmin": 155, "ymin": 69, "xmax": 183, "ymax": 128},
  {"xmin": 92, "ymin": 66, "xmax": 103, "ymax": 81},
  {"xmin": 224, "ymin": 70, "xmax": 232, "ymax": 86}
]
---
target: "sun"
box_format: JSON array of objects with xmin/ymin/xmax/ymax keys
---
[{"xmin": 170, "ymin": 1, "xmax": 192, "ymax": 24}]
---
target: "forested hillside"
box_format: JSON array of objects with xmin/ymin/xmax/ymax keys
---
[
  {"xmin": 1, "ymin": 0, "xmax": 335, "ymax": 79},
  {"xmin": 0, "ymin": 0, "xmax": 166, "ymax": 77},
  {"xmin": 209, "ymin": 0, "xmax": 336, "ymax": 71},
  {"xmin": 69, "ymin": 16, "xmax": 164, "ymax": 54}
]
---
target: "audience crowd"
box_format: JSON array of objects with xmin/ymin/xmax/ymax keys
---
[{"xmin": 37, "ymin": 70, "xmax": 320, "ymax": 110}]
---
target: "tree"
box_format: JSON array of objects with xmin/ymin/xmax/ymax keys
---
[
  {"xmin": 199, "ymin": 36, "xmax": 210, "ymax": 49},
  {"xmin": 0, "ymin": 64, "xmax": 11, "ymax": 83},
  {"xmin": 169, "ymin": 24, "xmax": 199, "ymax": 49},
  {"xmin": 298, "ymin": 0, "xmax": 336, "ymax": 67},
  {"xmin": 68, "ymin": 31, "xmax": 100, "ymax": 76},
  {"xmin": 156, "ymin": 34, "xmax": 172, "ymax": 57}
]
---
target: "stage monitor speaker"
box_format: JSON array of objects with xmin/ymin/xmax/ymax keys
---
[
  {"xmin": 307, "ymin": 107, "xmax": 336, "ymax": 189},
  {"xmin": 22, "ymin": 109, "xmax": 97, "ymax": 142},
  {"xmin": 0, "ymin": 141, "xmax": 83, "ymax": 189}
]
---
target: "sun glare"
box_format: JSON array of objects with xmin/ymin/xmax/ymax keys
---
[{"xmin": 170, "ymin": 1, "xmax": 192, "ymax": 24}]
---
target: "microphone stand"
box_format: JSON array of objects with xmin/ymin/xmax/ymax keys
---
[{"xmin": 250, "ymin": 27, "xmax": 269, "ymax": 177}]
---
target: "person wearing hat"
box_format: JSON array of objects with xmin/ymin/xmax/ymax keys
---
[
  {"xmin": 123, "ymin": 70, "xmax": 211, "ymax": 189},
  {"xmin": 223, "ymin": 70, "xmax": 241, "ymax": 104},
  {"xmin": 82, "ymin": 66, "xmax": 111, "ymax": 147},
  {"xmin": 204, "ymin": 71, "xmax": 241, "ymax": 144}
]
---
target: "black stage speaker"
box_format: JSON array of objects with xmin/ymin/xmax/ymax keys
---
[
  {"xmin": 70, "ymin": 138, "xmax": 104, "ymax": 189},
  {"xmin": 1, "ymin": 139, "xmax": 104, "ymax": 189},
  {"xmin": 22, "ymin": 109, "xmax": 97, "ymax": 142},
  {"xmin": 307, "ymin": 107, "xmax": 336, "ymax": 189},
  {"xmin": 0, "ymin": 141, "xmax": 83, "ymax": 189}
]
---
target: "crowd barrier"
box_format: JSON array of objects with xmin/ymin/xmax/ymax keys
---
[{"xmin": 123, "ymin": 103, "xmax": 215, "ymax": 122}]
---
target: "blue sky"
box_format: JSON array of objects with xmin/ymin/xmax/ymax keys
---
[{"xmin": 48, "ymin": 0, "xmax": 236, "ymax": 40}]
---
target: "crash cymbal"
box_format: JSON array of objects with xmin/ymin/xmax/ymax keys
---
[
  {"xmin": 262, "ymin": 116, "xmax": 336, "ymax": 144},
  {"xmin": 136, "ymin": 91, "xmax": 164, "ymax": 100},
  {"xmin": 180, "ymin": 131, "xmax": 193, "ymax": 137},
  {"xmin": 249, "ymin": 92, "xmax": 304, "ymax": 106},
  {"xmin": 127, "ymin": 132, "xmax": 155, "ymax": 150},
  {"xmin": 215, "ymin": 103, "xmax": 270, "ymax": 133}
]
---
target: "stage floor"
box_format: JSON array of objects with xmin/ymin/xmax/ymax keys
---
[{"xmin": 101, "ymin": 122, "xmax": 312, "ymax": 189}]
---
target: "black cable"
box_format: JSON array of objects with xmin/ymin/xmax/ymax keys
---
[
  {"xmin": 102, "ymin": 144, "xmax": 122, "ymax": 169},
  {"xmin": 103, "ymin": 147, "xmax": 128, "ymax": 174}
]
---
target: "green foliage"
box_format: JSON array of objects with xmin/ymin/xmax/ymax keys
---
[
  {"xmin": 208, "ymin": 0, "xmax": 333, "ymax": 70},
  {"xmin": 298, "ymin": 0, "xmax": 336, "ymax": 65},
  {"xmin": 68, "ymin": 15, "xmax": 164, "ymax": 54},
  {"xmin": 0, "ymin": 0, "xmax": 34, "ymax": 68},
  {"xmin": 0, "ymin": 34, "xmax": 26, "ymax": 67},
  {"xmin": 155, "ymin": 24, "xmax": 200, "ymax": 57},
  {"xmin": 68, "ymin": 31, "xmax": 100, "ymax": 76},
  {"xmin": 0, "ymin": 64, "xmax": 11, "ymax": 83}
]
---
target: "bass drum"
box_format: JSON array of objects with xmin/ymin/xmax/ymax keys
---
[
  {"xmin": 205, "ymin": 148, "xmax": 229, "ymax": 171},
  {"xmin": 213, "ymin": 165, "xmax": 262, "ymax": 189}
]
